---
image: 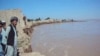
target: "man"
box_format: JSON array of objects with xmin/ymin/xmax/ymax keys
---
[
  {"xmin": 6, "ymin": 16, "xmax": 18, "ymax": 56},
  {"xmin": 0, "ymin": 21, "xmax": 4, "ymax": 56},
  {"xmin": 1, "ymin": 20, "xmax": 7, "ymax": 55}
]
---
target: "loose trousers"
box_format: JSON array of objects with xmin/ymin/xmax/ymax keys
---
[{"xmin": 5, "ymin": 45, "xmax": 17, "ymax": 56}]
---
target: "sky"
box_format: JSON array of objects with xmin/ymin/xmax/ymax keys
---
[{"xmin": 0, "ymin": 0, "xmax": 100, "ymax": 20}]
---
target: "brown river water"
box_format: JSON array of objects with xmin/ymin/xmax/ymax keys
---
[{"xmin": 31, "ymin": 20, "xmax": 100, "ymax": 56}]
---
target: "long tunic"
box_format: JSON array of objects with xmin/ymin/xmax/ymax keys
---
[{"xmin": 6, "ymin": 24, "xmax": 17, "ymax": 46}]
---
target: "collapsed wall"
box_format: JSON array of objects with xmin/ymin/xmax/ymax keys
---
[{"xmin": 0, "ymin": 9, "xmax": 25, "ymax": 27}]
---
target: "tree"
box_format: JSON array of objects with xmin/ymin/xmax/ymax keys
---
[
  {"xmin": 45, "ymin": 17, "xmax": 50, "ymax": 20},
  {"xmin": 35, "ymin": 17, "xmax": 41, "ymax": 21},
  {"xmin": 27, "ymin": 19, "xmax": 34, "ymax": 22}
]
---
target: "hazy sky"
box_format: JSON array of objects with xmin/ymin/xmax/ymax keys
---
[{"xmin": 0, "ymin": 0, "xmax": 100, "ymax": 19}]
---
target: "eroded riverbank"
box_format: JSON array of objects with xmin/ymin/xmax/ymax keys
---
[{"xmin": 19, "ymin": 19, "xmax": 80, "ymax": 56}]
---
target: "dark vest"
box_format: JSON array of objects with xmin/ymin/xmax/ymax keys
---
[{"xmin": 7, "ymin": 25, "xmax": 16, "ymax": 46}]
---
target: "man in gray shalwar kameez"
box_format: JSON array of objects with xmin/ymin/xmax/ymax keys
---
[{"xmin": 6, "ymin": 16, "xmax": 18, "ymax": 56}]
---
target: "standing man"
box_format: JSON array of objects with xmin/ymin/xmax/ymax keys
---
[
  {"xmin": 1, "ymin": 20, "xmax": 7, "ymax": 55},
  {"xmin": 6, "ymin": 16, "xmax": 18, "ymax": 56},
  {"xmin": 0, "ymin": 21, "xmax": 4, "ymax": 56}
]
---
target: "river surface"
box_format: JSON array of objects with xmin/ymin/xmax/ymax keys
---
[{"xmin": 31, "ymin": 20, "xmax": 100, "ymax": 56}]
